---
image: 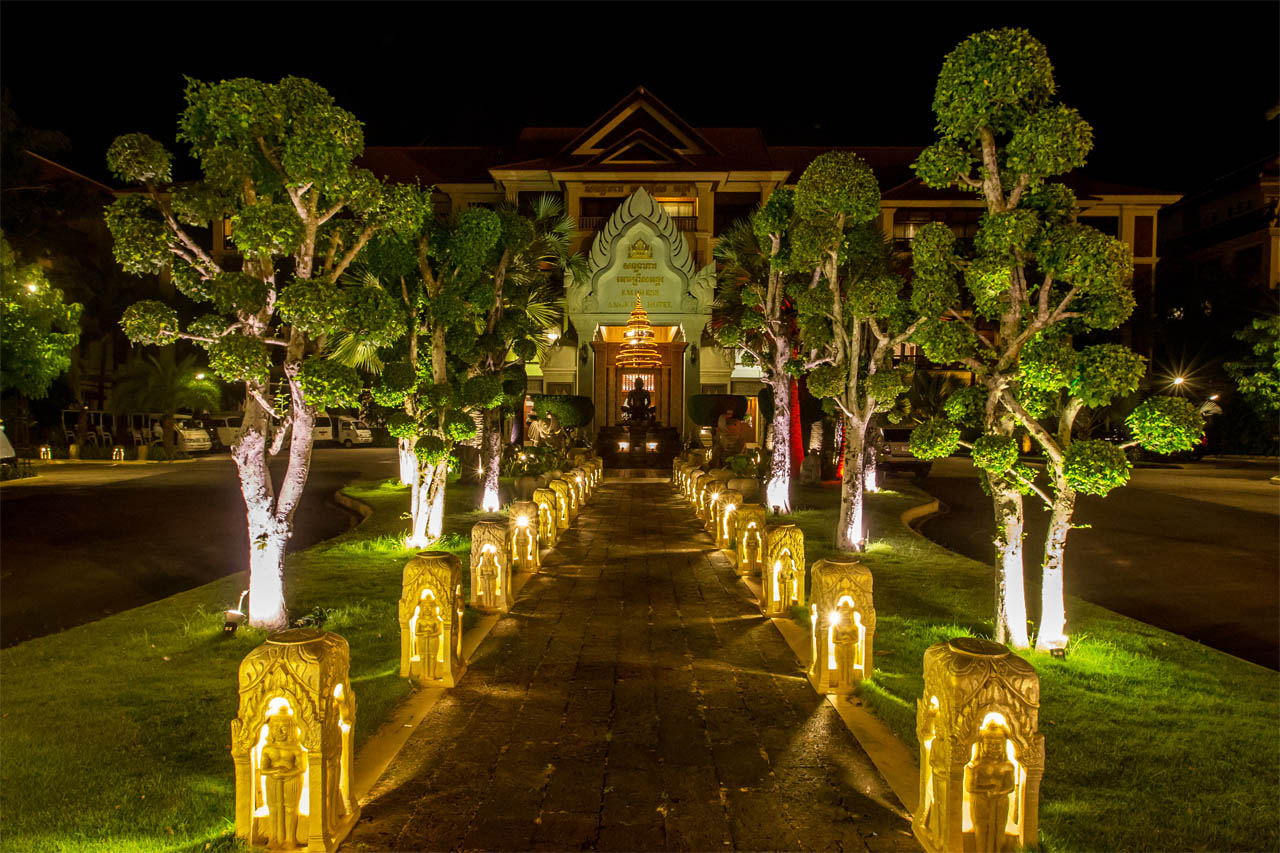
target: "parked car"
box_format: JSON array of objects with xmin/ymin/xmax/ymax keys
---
[{"xmin": 878, "ymin": 426, "xmax": 931, "ymax": 481}]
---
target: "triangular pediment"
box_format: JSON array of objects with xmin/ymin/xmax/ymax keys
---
[
  {"xmin": 592, "ymin": 129, "xmax": 684, "ymax": 166},
  {"xmin": 563, "ymin": 87, "xmax": 720, "ymax": 159}
]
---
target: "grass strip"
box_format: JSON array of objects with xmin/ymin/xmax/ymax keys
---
[
  {"xmin": 783, "ymin": 480, "xmax": 1279, "ymax": 852},
  {"xmin": 0, "ymin": 475, "xmax": 487, "ymax": 853}
]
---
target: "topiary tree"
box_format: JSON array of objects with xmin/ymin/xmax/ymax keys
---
[
  {"xmin": 788, "ymin": 151, "xmax": 913, "ymax": 550},
  {"xmin": 711, "ymin": 196, "xmax": 807, "ymax": 513},
  {"xmin": 908, "ymin": 29, "xmax": 1130, "ymax": 648},
  {"xmin": 106, "ymin": 77, "xmax": 413, "ymax": 629},
  {"xmin": 1011, "ymin": 339, "xmax": 1204, "ymax": 650}
]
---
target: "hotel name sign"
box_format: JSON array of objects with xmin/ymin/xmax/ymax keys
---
[
  {"xmin": 603, "ymin": 236, "xmax": 678, "ymax": 311},
  {"xmin": 583, "ymin": 183, "xmax": 696, "ymax": 196}
]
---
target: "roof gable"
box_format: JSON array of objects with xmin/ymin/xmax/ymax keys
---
[{"xmin": 562, "ymin": 87, "xmax": 719, "ymax": 159}]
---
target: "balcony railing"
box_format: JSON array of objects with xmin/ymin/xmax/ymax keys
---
[{"xmin": 576, "ymin": 216, "xmax": 699, "ymax": 233}]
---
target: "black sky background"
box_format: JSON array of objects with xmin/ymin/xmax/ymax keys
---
[{"xmin": 2, "ymin": 2, "xmax": 1276, "ymax": 193}]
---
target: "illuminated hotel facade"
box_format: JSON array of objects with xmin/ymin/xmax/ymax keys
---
[{"xmin": 356, "ymin": 88, "xmax": 1180, "ymax": 439}]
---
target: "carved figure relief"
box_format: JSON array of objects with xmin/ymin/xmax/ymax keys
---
[
  {"xmin": 509, "ymin": 500, "xmax": 541, "ymax": 572},
  {"xmin": 715, "ymin": 489, "xmax": 743, "ymax": 551},
  {"xmin": 912, "ymin": 637, "xmax": 1044, "ymax": 853},
  {"xmin": 232, "ymin": 629, "xmax": 359, "ymax": 852},
  {"xmin": 532, "ymin": 488, "xmax": 559, "ymax": 546},
  {"xmin": 398, "ymin": 552, "xmax": 464, "ymax": 687},
  {"xmin": 734, "ymin": 504, "xmax": 767, "ymax": 577},
  {"xmin": 809, "ymin": 556, "xmax": 876, "ymax": 694},
  {"xmin": 548, "ymin": 480, "xmax": 572, "ymax": 530},
  {"xmin": 470, "ymin": 521, "xmax": 512, "ymax": 614},
  {"xmin": 763, "ymin": 523, "xmax": 805, "ymax": 617}
]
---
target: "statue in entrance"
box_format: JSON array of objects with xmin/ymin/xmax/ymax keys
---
[{"xmin": 621, "ymin": 378, "xmax": 656, "ymax": 423}]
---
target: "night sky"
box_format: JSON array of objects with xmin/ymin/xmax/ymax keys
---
[{"xmin": 3, "ymin": 2, "xmax": 1276, "ymax": 192}]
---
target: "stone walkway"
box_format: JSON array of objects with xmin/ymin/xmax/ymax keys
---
[{"xmin": 347, "ymin": 480, "xmax": 917, "ymax": 852}]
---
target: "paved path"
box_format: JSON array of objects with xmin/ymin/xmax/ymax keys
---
[{"xmin": 347, "ymin": 480, "xmax": 915, "ymax": 852}]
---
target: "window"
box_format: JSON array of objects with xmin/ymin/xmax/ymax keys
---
[
  {"xmin": 656, "ymin": 198, "xmax": 696, "ymax": 218},
  {"xmin": 547, "ymin": 383, "xmax": 573, "ymax": 396}
]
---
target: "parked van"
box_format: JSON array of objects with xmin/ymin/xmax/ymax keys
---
[
  {"xmin": 335, "ymin": 416, "xmax": 372, "ymax": 447},
  {"xmin": 129, "ymin": 413, "xmax": 212, "ymax": 453},
  {"xmin": 313, "ymin": 413, "xmax": 334, "ymax": 443},
  {"xmin": 200, "ymin": 413, "xmax": 244, "ymax": 451}
]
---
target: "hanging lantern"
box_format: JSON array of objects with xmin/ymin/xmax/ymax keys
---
[{"xmin": 615, "ymin": 296, "xmax": 662, "ymax": 369}]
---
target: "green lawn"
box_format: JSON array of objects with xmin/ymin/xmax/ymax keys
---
[
  {"xmin": 0, "ymin": 475, "xmax": 487, "ymax": 853},
  {"xmin": 783, "ymin": 480, "xmax": 1280, "ymax": 852}
]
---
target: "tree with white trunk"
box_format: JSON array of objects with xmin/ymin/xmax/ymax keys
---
[
  {"xmin": 907, "ymin": 29, "xmax": 1131, "ymax": 648},
  {"xmin": 710, "ymin": 195, "xmax": 807, "ymax": 514},
  {"xmin": 107, "ymin": 77, "xmax": 414, "ymax": 629},
  {"xmin": 787, "ymin": 152, "xmax": 915, "ymax": 551}
]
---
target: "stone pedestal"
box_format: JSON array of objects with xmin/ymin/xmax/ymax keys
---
[
  {"xmin": 734, "ymin": 504, "xmax": 768, "ymax": 577},
  {"xmin": 232, "ymin": 628, "xmax": 359, "ymax": 852},
  {"xmin": 809, "ymin": 555, "xmax": 876, "ymax": 694},
  {"xmin": 532, "ymin": 487, "xmax": 559, "ymax": 547},
  {"xmin": 714, "ymin": 489, "xmax": 743, "ymax": 550},
  {"xmin": 398, "ymin": 552, "xmax": 465, "ymax": 687},
  {"xmin": 509, "ymin": 501, "xmax": 541, "ymax": 572},
  {"xmin": 548, "ymin": 480, "xmax": 572, "ymax": 530},
  {"xmin": 762, "ymin": 523, "xmax": 805, "ymax": 617},
  {"xmin": 913, "ymin": 637, "xmax": 1044, "ymax": 853},
  {"xmin": 470, "ymin": 520, "xmax": 512, "ymax": 613}
]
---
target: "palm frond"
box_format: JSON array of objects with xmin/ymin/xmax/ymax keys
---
[{"xmin": 327, "ymin": 332, "xmax": 386, "ymax": 374}]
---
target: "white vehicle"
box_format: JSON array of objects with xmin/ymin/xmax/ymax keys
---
[
  {"xmin": 200, "ymin": 413, "xmax": 244, "ymax": 451},
  {"xmin": 335, "ymin": 416, "xmax": 372, "ymax": 447},
  {"xmin": 169, "ymin": 414, "xmax": 213, "ymax": 452},
  {"xmin": 313, "ymin": 414, "xmax": 334, "ymax": 443}
]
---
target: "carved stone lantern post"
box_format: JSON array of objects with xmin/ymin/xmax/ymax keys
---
[
  {"xmin": 509, "ymin": 501, "xmax": 541, "ymax": 572},
  {"xmin": 569, "ymin": 467, "xmax": 589, "ymax": 506},
  {"xmin": 548, "ymin": 479, "xmax": 572, "ymax": 530},
  {"xmin": 913, "ymin": 637, "xmax": 1044, "ymax": 853},
  {"xmin": 762, "ymin": 523, "xmax": 805, "ymax": 617},
  {"xmin": 532, "ymin": 487, "xmax": 559, "ymax": 546},
  {"xmin": 470, "ymin": 520, "xmax": 512, "ymax": 613},
  {"xmin": 734, "ymin": 504, "xmax": 768, "ymax": 576},
  {"xmin": 714, "ymin": 489, "xmax": 743, "ymax": 550},
  {"xmin": 809, "ymin": 555, "xmax": 875, "ymax": 694},
  {"xmin": 398, "ymin": 552, "xmax": 465, "ymax": 687},
  {"xmin": 697, "ymin": 477, "xmax": 723, "ymax": 522},
  {"xmin": 232, "ymin": 628, "xmax": 359, "ymax": 852},
  {"xmin": 687, "ymin": 471, "xmax": 710, "ymax": 506}
]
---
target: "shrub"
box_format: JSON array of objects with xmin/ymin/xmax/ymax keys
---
[{"xmin": 531, "ymin": 395, "xmax": 594, "ymax": 429}]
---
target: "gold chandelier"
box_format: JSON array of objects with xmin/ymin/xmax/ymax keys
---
[{"xmin": 616, "ymin": 295, "xmax": 662, "ymax": 369}]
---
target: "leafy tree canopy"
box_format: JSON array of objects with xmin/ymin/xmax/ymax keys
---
[{"xmin": 1, "ymin": 234, "xmax": 82, "ymax": 399}]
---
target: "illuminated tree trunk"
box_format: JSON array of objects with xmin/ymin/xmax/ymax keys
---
[
  {"xmin": 233, "ymin": 359, "xmax": 316, "ymax": 630},
  {"xmin": 766, "ymin": 371, "xmax": 792, "ymax": 514},
  {"xmin": 427, "ymin": 459, "xmax": 447, "ymax": 540},
  {"xmin": 1035, "ymin": 477, "xmax": 1075, "ymax": 652},
  {"xmin": 863, "ymin": 439, "xmax": 879, "ymax": 494},
  {"xmin": 988, "ymin": 473, "xmax": 1030, "ymax": 649},
  {"xmin": 789, "ymin": 379, "xmax": 804, "ymax": 477},
  {"xmin": 837, "ymin": 420, "xmax": 866, "ymax": 551},
  {"xmin": 398, "ymin": 438, "xmax": 416, "ymax": 486},
  {"xmin": 480, "ymin": 407, "xmax": 502, "ymax": 512}
]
